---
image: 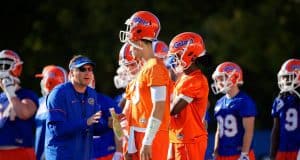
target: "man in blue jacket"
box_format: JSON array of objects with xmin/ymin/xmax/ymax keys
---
[{"xmin": 45, "ymin": 55, "xmax": 108, "ymax": 160}]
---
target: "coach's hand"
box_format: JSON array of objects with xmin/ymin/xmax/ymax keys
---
[
  {"xmin": 87, "ymin": 111, "xmax": 101, "ymax": 126},
  {"xmin": 140, "ymin": 144, "xmax": 152, "ymax": 160}
]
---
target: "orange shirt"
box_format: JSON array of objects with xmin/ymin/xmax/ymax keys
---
[
  {"xmin": 130, "ymin": 58, "xmax": 171, "ymax": 131},
  {"xmin": 125, "ymin": 79, "xmax": 136, "ymax": 101},
  {"xmin": 123, "ymin": 79, "xmax": 136, "ymax": 124},
  {"xmin": 169, "ymin": 70, "xmax": 209, "ymax": 143}
]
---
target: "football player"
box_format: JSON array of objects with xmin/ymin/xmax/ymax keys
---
[
  {"xmin": 119, "ymin": 11, "xmax": 172, "ymax": 160},
  {"xmin": 0, "ymin": 50, "xmax": 39, "ymax": 160},
  {"xmin": 34, "ymin": 65, "xmax": 68, "ymax": 160},
  {"xmin": 89, "ymin": 74, "xmax": 123, "ymax": 160},
  {"xmin": 153, "ymin": 40, "xmax": 168, "ymax": 61},
  {"xmin": 270, "ymin": 58, "xmax": 300, "ymax": 160},
  {"xmin": 167, "ymin": 32, "xmax": 209, "ymax": 160},
  {"xmin": 211, "ymin": 62, "xmax": 257, "ymax": 160}
]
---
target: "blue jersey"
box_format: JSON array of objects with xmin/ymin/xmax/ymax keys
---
[
  {"xmin": 35, "ymin": 96, "xmax": 47, "ymax": 160},
  {"xmin": 93, "ymin": 93, "xmax": 122, "ymax": 158},
  {"xmin": 45, "ymin": 82, "xmax": 109, "ymax": 160},
  {"xmin": 214, "ymin": 91, "xmax": 257, "ymax": 156},
  {"xmin": 271, "ymin": 93, "xmax": 300, "ymax": 152},
  {"xmin": 113, "ymin": 93, "xmax": 124, "ymax": 105},
  {"xmin": 0, "ymin": 88, "xmax": 39, "ymax": 147}
]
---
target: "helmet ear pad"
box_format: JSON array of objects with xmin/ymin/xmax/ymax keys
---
[
  {"xmin": 229, "ymin": 72, "xmax": 240, "ymax": 85},
  {"xmin": 11, "ymin": 63, "xmax": 23, "ymax": 77},
  {"xmin": 181, "ymin": 43, "xmax": 205, "ymax": 68}
]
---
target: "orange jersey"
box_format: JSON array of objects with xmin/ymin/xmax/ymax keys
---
[
  {"xmin": 169, "ymin": 70, "xmax": 209, "ymax": 143},
  {"xmin": 124, "ymin": 79, "xmax": 136, "ymax": 121},
  {"xmin": 130, "ymin": 58, "xmax": 171, "ymax": 131},
  {"xmin": 125, "ymin": 79, "xmax": 136, "ymax": 101}
]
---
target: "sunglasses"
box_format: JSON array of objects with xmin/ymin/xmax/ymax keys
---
[{"xmin": 77, "ymin": 66, "xmax": 93, "ymax": 72}]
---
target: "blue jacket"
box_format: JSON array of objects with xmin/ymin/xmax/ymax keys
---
[{"xmin": 45, "ymin": 82, "xmax": 108, "ymax": 160}]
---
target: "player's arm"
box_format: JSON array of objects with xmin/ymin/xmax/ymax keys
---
[
  {"xmin": 213, "ymin": 124, "xmax": 220, "ymax": 157},
  {"xmin": 9, "ymin": 97, "xmax": 37, "ymax": 120},
  {"xmin": 170, "ymin": 94, "xmax": 193, "ymax": 115},
  {"xmin": 118, "ymin": 96, "xmax": 127, "ymax": 109},
  {"xmin": 269, "ymin": 117, "xmax": 279, "ymax": 159},
  {"xmin": 140, "ymin": 85, "xmax": 167, "ymax": 160},
  {"xmin": 241, "ymin": 116, "xmax": 255, "ymax": 153},
  {"xmin": 0, "ymin": 77, "xmax": 37, "ymax": 120},
  {"xmin": 142, "ymin": 85, "xmax": 167, "ymax": 145}
]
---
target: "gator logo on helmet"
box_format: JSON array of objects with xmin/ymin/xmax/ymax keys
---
[
  {"xmin": 133, "ymin": 16, "xmax": 150, "ymax": 26},
  {"xmin": 291, "ymin": 64, "xmax": 300, "ymax": 70},
  {"xmin": 173, "ymin": 39, "xmax": 193, "ymax": 48},
  {"xmin": 223, "ymin": 65, "xmax": 236, "ymax": 72}
]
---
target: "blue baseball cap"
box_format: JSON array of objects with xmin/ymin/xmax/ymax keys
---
[{"xmin": 69, "ymin": 56, "xmax": 96, "ymax": 70}]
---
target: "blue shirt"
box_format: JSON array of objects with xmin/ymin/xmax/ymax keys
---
[
  {"xmin": 271, "ymin": 93, "xmax": 300, "ymax": 152},
  {"xmin": 45, "ymin": 82, "xmax": 108, "ymax": 160},
  {"xmin": 0, "ymin": 88, "xmax": 39, "ymax": 147},
  {"xmin": 35, "ymin": 96, "xmax": 47, "ymax": 160},
  {"xmin": 113, "ymin": 93, "xmax": 124, "ymax": 106},
  {"xmin": 214, "ymin": 91, "xmax": 257, "ymax": 156},
  {"xmin": 93, "ymin": 93, "xmax": 122, "ymax": 158}
]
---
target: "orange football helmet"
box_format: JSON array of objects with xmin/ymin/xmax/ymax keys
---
[
  {"xmin": 278, "ymin": 58, "xmax": 300, "ymax": 97},
  {"xmin": 168, "ymin": 32, "xmax": 206, "ymax": 73},
  {"xmin": 211, "ymin": 62, "xmax": 243, "ymax": 94},
  {"xmin": 0, "ymin": 50, "xmax": 23, "ymax": 78},
  {"xmin": 119, "ymin": 11, "xmax": 160, "ymax": 49},
  {"xmin": 36, "ymin": 65, "xmax": 68, "ymax": 95},
  {"xmin": 153, "ymin": 40, "xmax": 168, "ymax": 60}
]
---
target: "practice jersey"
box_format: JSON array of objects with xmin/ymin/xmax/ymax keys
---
[
  {"xmin": 130, "ymin": 58, "xmax": 171, "ymax": 131},
  {"xmin": 124, "ymin": 79, "xmax": 136, "ymax": 123},
  {"xmin": 169, "ymin": 70, "xmax": 209, "ymax": 143},
  {"xmin": 0, "ymin": 88, "xmax": 39, "ymax": 147},
  {"xmin": 93, "ymin": 93, "xmax": 122, "ymax": 158},
  {"xmin": 271, "ymin": 93, "xmax": 300, "ymax": 151},
  {"xmin": 35, "ymin": 96, "xmax": 47, "ymax": 160},
  {"xmin": 214, "ymin": 91, "xmax": 257, "ymax": 156}
]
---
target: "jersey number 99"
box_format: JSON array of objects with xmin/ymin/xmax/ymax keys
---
[{"xmin": 217, "ymin": 115, "xmax": 238, "ymax": 138}]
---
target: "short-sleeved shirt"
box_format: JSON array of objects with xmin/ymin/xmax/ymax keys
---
[
  {"xmin": 0, "ymin": 88, "xmax": 39, "ymax": 147},
  {"xmin": 271, "ymin": 93, "xmax": 300, "ymax": 152},
  {"xmin": 214, "ymin": 91, "xmax": 257, "ymax": 156},
  {"xmin": 169, "ymin": 70, "xmax": 209, "ymax": 143},
  {"xmin": 130, "ymin": 58, "xmax": 171, "ymax": 131}
]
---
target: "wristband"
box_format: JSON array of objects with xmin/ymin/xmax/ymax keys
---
[{"xmin": 142, "ymin": 117, "xmax": 161, "ymax": 145}]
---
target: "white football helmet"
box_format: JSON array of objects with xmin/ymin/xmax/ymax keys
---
[{"xmin": 278, "ymin": 58, "xmax": 300, "ymax": 97}]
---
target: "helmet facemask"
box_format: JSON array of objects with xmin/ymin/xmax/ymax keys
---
[
  {"xmin": 169, "ymin": 40, "xmax": 193, "ymax": 74},
  {"xmin": 0, "ymin": 59, "xmax": 14, "ymax": 79},
  {"xmin": 124, "ymin": 61, "xmax": 140, "ymax": 79},
  {"xmin": 119, "ymin": 19, "xmax": 143, "ymax": 50},
  {"xmin": 211, "ymin": 70, "xmax": 239, "ymax": 95},
  {"xmin": 278, "ymin": 70, "xmax": 300, "ymax": 97},
  {"xmin": 40, "ymin": 78, "xmax": 48, "ymax": 96},
  {"xmin": 168, "ymin": 53, "xmax": 184, "ymax": 74},
  {"xmin": 114, "ymin": 66, "xmax": 132, "ymax": 89}
]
